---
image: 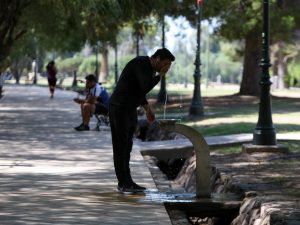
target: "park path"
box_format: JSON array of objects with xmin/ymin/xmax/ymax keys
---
[{"xmin": 0, "ymin": 85, "xmax": 171, "ymax": 225}]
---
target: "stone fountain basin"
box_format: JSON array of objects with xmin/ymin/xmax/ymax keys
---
[{"xmin": 158, "ymin": 119, "xmax": 179, "ymax": 130}]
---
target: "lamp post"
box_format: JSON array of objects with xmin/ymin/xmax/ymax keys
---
[
  {"xmin": 253, "ymin": 0, "xmax": 276, "ymax": 145},
  {"xmin": 95, "ymin": 42, "xmax": 99, "ymax": 83},
  {"xmin": 189, "ymin": 1, "xmax": 204, "ymax": 116},
  {"xmin": 157, "ymin": 15, "xmax": 167, "ymax": 103},
  {"xmin": 114, "ymin": 42, "xmax": 118, "ymax": 85}
]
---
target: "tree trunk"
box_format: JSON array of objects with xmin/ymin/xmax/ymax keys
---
[
  {"xmin": 72, "ymin": 70, "xmax": 77, "ymax": 88},
  {"xmin": 239, "ymin": 34, "xmax": 261, "ymax": 96},
  {"xmin": 157, "ymin": 16, "xmax": 167, "ymax": 103},
  {"xmin": 99, "ymin": 46, "xmax": 109, "ymax": 82},
  {"xmin": 0, "ymin": 1, "xmax": 28, "ymax": 73},
  {"xmin": 136, "ymin": 34, "xmax": 140, "ymax": 57},
  {"xmin": 272, "ymin": 41, "xmax": 287, "ymax": 89}
]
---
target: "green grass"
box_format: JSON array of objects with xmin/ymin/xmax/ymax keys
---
[
  {"xmin": 265, "ymin": 176, "xmax": 290, "ymax": 185},
  {"xmin": 287, "ymin": 190, "xmax": 300, "ymax": 198},
  {"xmin": 150, "ymin": 83, "xmax": 240, "ymax": 98},
  {"xmin": 211, "ymin": 141, "xmax": 300, "ymax": 154},
  {"xmin": 279, "ymin": 141, "xmax": 300, "ymax": 153},
  {"xmin": 149, "ymin": 85, "xmax": 300, "ymax": 137},
  {"xmin": 194, "ymin": 122, "xmax": 255, "ymax": 136},
  {"xmin": 212, "ymin": 145, "xmax": 243, "ymax": 154}
]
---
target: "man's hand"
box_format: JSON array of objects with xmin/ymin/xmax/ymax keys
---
[
  {"xmin": 143, "ymin": 104, "xmax": 155, "ymax": 124},
  {"xmin": 73, "ymin": 98, "xmax": 83, "ymax": 104},
  {"xmin": 159, "ymin": 63, "xmax": 171, "ymax": 77}
]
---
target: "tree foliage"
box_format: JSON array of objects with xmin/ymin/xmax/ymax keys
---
[{"xmin": 2, "ymin": 0, "xmax": 300, "ymax": 94}]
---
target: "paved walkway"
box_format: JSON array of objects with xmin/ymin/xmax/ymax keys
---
[{"xmin": 0, "ymin": 85, "xmax": 171, "ymax": 225}]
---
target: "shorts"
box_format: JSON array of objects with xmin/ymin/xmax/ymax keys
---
[
  {"xmin": 48, "ymin": 78, "xmax": 57, "ymax": 86},
  {"xmin": 95, "ymin": 103, "xmax": 108, "ymax": 115}
]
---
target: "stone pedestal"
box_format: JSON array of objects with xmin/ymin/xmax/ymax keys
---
[{"xmin": 242, "ymin": 144, "xmax": 289, "ymax": 154}]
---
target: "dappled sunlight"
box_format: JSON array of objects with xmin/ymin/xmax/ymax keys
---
[
  {"xmin": 186, "ymin": 115, "xmax": 257, "ymax": 127},
  {"xmin": 186, "ymin": 112, "xmax": 300, "ymax": 128},
  {"xmin": 0, "ymin": 86, "xmax": 171, "ymax": 224}
]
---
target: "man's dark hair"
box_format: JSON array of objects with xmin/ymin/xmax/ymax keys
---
[
  {"xmin": 85, "ymin": 74, "xmax": 96, "ymax": 82},
  {"xmin": 151, "ymin": 48, "xmax": 175, "ymax": 61}
]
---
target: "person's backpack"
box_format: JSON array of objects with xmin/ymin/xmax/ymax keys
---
[{"xmin": 97, "ymin": 85, "xmax": 110, "ymax": 107}]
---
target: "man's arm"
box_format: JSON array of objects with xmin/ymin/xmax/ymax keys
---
[
  {"xmin": 143, "ymin": 104, "xmax": 155, "ymax": 124},
  {"xmin": 73, "ymin": 93, "xmax": 97, "ymax": 104},
  {"xmin": 85, "ymin": 95, "xmax": 97, "ymax": 104},
  {"xmin": 134, "ymin": 63, "xmax": 161, "ymax": 95}
]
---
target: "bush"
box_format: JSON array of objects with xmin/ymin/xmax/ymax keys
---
[
  {"xmin": 78, "ymin": 56, "xmax": 100, "ymax": 76},
  {"xmin": 56, "ymin": 57, "xmax": 83, "ymax": 73}
]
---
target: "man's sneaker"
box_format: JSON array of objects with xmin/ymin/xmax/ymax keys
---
[
  {"xmin": 74, "ymin": 124, "xmax": 89, "ymax": 131},
  {"xmin": 117, "ymin": 183, "xmax": 146, "ymax": 194},
  {"xmin": 132, "ymin": 182, "xmax": 146, "ymax": 191},
  {"xmin": 117, "ymin": 186, "xmax": 136, "ymax": 194}
]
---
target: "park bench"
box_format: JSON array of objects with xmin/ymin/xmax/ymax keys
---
[{"xmin": 93, "ymin": 112, "xmax": 109, "ymax": 131}]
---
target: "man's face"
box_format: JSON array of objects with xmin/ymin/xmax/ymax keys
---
[{"xmin": 86, "ymin": 80, "xmax": 95, "ymax": 89}]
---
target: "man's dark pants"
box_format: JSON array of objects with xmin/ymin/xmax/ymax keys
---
[{"xmin": 109, "ymin": 104, "xmax": 137, "ymax": 186}]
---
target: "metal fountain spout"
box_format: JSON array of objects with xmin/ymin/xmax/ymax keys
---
[{"xmin": 159, "ymin": 119, "xmax": 211, "ymax": 198}]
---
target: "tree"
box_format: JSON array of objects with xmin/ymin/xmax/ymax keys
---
[
  {"xmin": 0, "ymin": 0, "xmax": 29, "ymax": 73},
  {"xmin": 81, "ymin": 0, "xmax": 160, "ymax": 82},
  {"xmin": 9, "ymin": 31, "xmax": 40, "ymax": 83},
  {"xmin": 0, "ymin": 0, "xmax": 112, "ymax": 74},
  {"xmin": 200, "ymin": 0, "xmax": 300, "ymax": 95},
  {"xmin": 161, "ymin": 0, "xmax": 300, "ymax": 95}
]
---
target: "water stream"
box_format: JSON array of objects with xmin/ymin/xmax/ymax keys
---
[
  {"xmin": 163, "ymin": 92, "xmax": 168, "ymax": 119},
  {"xmin": 179, "ymin": 94, "xmax": 183, "ymax": 122}
]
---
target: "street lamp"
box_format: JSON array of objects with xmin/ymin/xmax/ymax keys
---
[
  {"xmin": 157, "ymin": 15, "xmax": 167, "ymax": 103},
  {"xmin": 189, "ymin": 0, "xmax": 204, "ymax": 116},
  {"xmin": 114, "ymin": 42, "xmax": 118, "ymax": 85},
  {"xmin": 253, "ymin": 0, "xmax": 276, "ymax": 145},
  {"xmin": 95, "ymin": 42, "xmax": 99, "ymax": 83}
]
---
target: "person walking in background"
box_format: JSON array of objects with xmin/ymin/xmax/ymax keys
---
[
  {"xmin": 109, "ymin": 48, "xmax": 175, "ymax": 194},
  {"xmin": 46, "ymin": 61, "xmax": 57, "ymax": 99},
  {"xmin": 0, "ymin": 71, "xmax": 12, "ymax": 98}
]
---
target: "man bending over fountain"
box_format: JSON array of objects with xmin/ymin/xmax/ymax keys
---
[{"xmin": 109, "ymin": 48, "xmax": 175, "ymax": 194}]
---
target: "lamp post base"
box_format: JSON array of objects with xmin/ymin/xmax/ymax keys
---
[{"xmin": 253, "ymin": 128, "xmax": 276, "ymax": 145}]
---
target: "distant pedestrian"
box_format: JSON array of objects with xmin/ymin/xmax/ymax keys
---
[
  {"xmin": 109, "ymin": 48, "xmax": 175, "ymax": 194},
  {"xmin": 0, "ymin": 71, "xmax": 12, "ymax": 97},
  {"xmin": 46, "ymin": 61, "xmax": 57, "ymax": 99}
]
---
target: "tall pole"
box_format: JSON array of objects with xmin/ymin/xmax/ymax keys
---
[
  {"xmin": 72, "ymin": 70, "xmax": 77, "ymax": 88},
  {"xmin": 189, "ymin": 2, "xmax": 204, "ymax": 116},
  {"xmin": 136, "ymin": 34, "xmax": 140, "ymax": 57},
  {"xmin": 114, "ymin": 43, "xmax": 118, "ymax": 85},
  {"xmin": 95, "ymin": 43, "xmax": 99, "ymax": 83},
  {"xmin": 253, "ymin": 0, "xmax": 276, "ymax": 145},
  {"xmin": 157, "ymin": 15, "xmax": 167, "ymax": 103},
  {"xmin": 32, "ymin": 59, "xmax": 37, "ymax": 85},
  {"xmin": 205, "ymin": 24, "xmax": 210, "ymax": 88}
]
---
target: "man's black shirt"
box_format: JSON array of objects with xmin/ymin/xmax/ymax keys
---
[{"xmin": 110, "ymin": 56, "xmax": 160, "ymax": 109}]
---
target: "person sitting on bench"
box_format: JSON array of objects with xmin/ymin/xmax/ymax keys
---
[{"xmin": 73, "ymin": 74, "xmax": 108, "ymax": 131}]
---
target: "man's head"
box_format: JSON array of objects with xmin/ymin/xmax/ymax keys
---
[
  {"xmin": 85, "ymin": 74, "xmax": 97, "ymax": 89},
  {"xmin": 151, "ymin": 48, "xmax": 175, "ymax": 74}
]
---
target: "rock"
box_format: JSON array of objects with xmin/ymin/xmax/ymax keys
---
[
  {"xmin": 240, "ymin": 197, "xmax": 262, "ymax": 214},
  {"xmin": 135, "ymin": 119, "xmax": 182, "ymax": 141},
  {"xmin": 245, "ymin": 191, "xmax": 258, "ymax": 198}
]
